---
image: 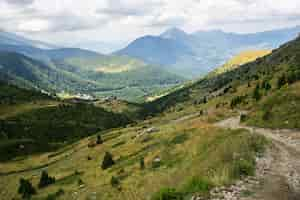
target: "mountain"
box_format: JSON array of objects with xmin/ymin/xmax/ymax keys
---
[
  {"xmin": 0, "ymin": 50, "xmax": 184, "ymax": 102},
  {"xmin": 0, "ymin": 31, "xmax": 57, "ymax": 49},
  {"xmin": 0, "ymin": 44, "xmax": 103, "ymax": 62},
  {"xmin": 71, "ymin": 40, "xmax": 125, "ymax": 54},
  {"xmin": 0, "ymin": 31, "xmax": 184, "ymax": 102},
  {"xmin": 115, "ymin": 26, "xmax": 300, "ymax": 78},
  {"xmin": 143, "ymin": 34, "xmax": 300, "ymax": 125},
  {"xmin": 115, "ymin": 35, "xmax": 193, "ymax": 66},
  {"xmin": 2, "ymin": 34, "xmax": 300, "ymax": 200},
  {"xmin": 160, "ymin": 27, "xmax": 190, "ymax": 41}
]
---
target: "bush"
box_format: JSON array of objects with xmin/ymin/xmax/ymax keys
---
[
  {"xmin": 101, "ymin": 152, "xmax": 115, "ymax": 170},
  {"xmin": 18, "ymin": 178, "xmax": 36, "ymax": 199},
  {"xmin": 38, "ymin": 171, "xmax": 56, "ymax": 188},
  {"xmin": 140, "ymin": 157, "xmax": 145, "ymax": 170},
  {"xmin": 233, "ymin": 159, "xmax": 255, "ymax": 177},
  {"xmin": 261, "ymin": 80, "xmax": 271, "ymax": 91},
  {"xmin": 96, "ymin": 135, "xmax": 103, "ymax": 145},
  {"xmin": 110, "ymin": 176, "xmax": 120, "ymax": 187},
  {"xmin": 252, "ymin": 84, "xmax": 261, "ymax": 101},
  {"xmin": 240, "ymin": 114, "xmax": 247, "ymax": 122},
  {"xmin": 277, "ymin": 74, "xmax": 287, "ymax": 88},
  {"xmin": 151, "ymin": 188, "xmax": 183, "ymax": 200},
  {"xmin": 262, "ymin": 110, "xmax": 272, "ymax": 121},
  {"xmin": 286, "ymin": 70, "xmax": 300, "ymax": 84},
  {"xmin": 230, "ymin": 96, "xmax": 246, "ymax": 108},
  {"xmin": 182, "ymin": 177, "xmax": 213, "ymax": 194}
]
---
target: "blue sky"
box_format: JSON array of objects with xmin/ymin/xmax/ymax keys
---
[{"xmin": 1, "ymin": 0, "xmax": 300, "ymax": 52}]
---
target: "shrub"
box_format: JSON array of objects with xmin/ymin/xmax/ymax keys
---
[
  {"xmin": 110, "ymin": 176, "xmax": 120, "ymax": 187},
  {"xmin": 277, "ymin": 74, "xmax": 287, "ymax": 88},
  {"xmin": 233, "ymin": 159, "xmax": 255, "ymax": 177},
  {"xmin": 261, "ymin": 80, "xmax": 271, "ymax": 91},
  {"xmin": 182, "ymin": 177, "xmax": 213, "ymax": 194},
  {"xmin": 38, "ymin": 171, "xmax": 56, "ymax": 188},
  {"xmin": 286, "ymin": 70, "xmax": 300, "ymax": 84},
  {"xmin": 140, "ymin": 157, "xmax": 145, "ymax": 170},
  {"xmin": 101, "ymin": 152, "xmax": 115, "ymax": 170},
  {"xmin": 96, "ymin": 135, "xmax": 103, "ymax": 145},
  {"xmin": 151, "ymin": 187, "xmax": 183, "ymax": 200},
  {"xmin": 230, "ymin": 96, "xmax": 246, "ymax": 108},
  {"xmin": 262, "ymin": 110, "xmax": 271, "ymax": 121},
  {"xmin": 240, "ymin": 114, "xmax": 247, "ymax": 122},
  {"xmin": 78, "ymin": 179, "xmax": 84, "ymax": 186},
  {"xmin": 18, "ymin": 178, "xmax": 36, "ymax": 199},
  {"xmin": 252, "ymin": 84, "xmax": 261, "ymax": 101}
]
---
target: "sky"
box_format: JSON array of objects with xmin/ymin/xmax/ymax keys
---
[{"xmin": 1, "ymin": 0, "xmax": 300, "ymax": 52}]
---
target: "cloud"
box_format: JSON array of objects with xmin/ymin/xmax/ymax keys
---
[
  {"xmin": 0, "ymin": 0, "xmax": 299, "ymax": 45},
  {"xmin": 97, "ymin": 0, "xmax": 163, "ymax": 18},
  {"xmin": 2, "ymin": 0, "xmax": 34, "ymax": 6}
]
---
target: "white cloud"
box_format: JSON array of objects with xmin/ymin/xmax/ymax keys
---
[{"xmin": 0, "ymin": 0, "xmax": 299, "ymax": 47}]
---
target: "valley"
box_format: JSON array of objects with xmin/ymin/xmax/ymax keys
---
[{"xmin": 0, "ymin": 29, "xmax": 300, "ymax": 200}]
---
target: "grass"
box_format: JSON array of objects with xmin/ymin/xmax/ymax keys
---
[
  {"xmin": 244, "ymin": 82, "xmax": 300, "ymax": 129},
  {"xmin": 0, "ymin": 113, "xmax": 267, "ymax": 200}
]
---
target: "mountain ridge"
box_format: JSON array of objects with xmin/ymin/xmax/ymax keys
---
[{"xmin": 116, "ymin": 26, "xmax": 300, "ymax": 78}]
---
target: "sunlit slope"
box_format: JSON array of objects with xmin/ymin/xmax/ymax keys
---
[{"xmin": 209, "ymin": 50, "xmax": 271, "ymax": 77}]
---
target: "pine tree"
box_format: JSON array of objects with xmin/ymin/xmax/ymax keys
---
[
  {"xmin": 277, "ymin": 74, "xmax": 287, "ymax": 88},
  {"xmin": 101, "ymin": 152, "xmax": 115, "ymax": 170},
  {"xmin": 18, "ymin": 178, "xmax": 36, "ymax": 199},
  {"xmin": 140, "ymin": 157, "xmax": 145, "ymax": 170},
  {"xmin": 96, "ymin": 135, "xmax": 103, "ymax": 144},
  {"xmin": 38, "ymin": 171, "xmax": 55, "ymax": 188},
  {"xmin": 253, "ymin": 84, "xmax": 261, "ymax": 101}
]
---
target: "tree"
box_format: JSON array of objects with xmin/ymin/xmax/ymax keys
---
[
  {"xmin": 261, "ymin": 80, "xmax": 271, "ymax": 91},
  {"xmin": 140, "ymin": 157, "xmax": 145, "ymax": 170},
  {"xmin": 18, "ymin": 178, "xmax": 36, "ymax": 199},
  {"xmin": 277, "ymin": 74, "xmax": 287, "ymax": 88},
  {"xmin": 101, "ymin": 152, "xmax": 115, "ymax": 170},
  {"xmin": 38, "ymin": 171, "xmax": 55, "ymax": 188},
  {"xmin": 96, "ymin": 135, "xmax": 103, "ymax": 144},
  {"xmin": 253, "ymin": 84, "xmax": 261, "ymax": 101}
]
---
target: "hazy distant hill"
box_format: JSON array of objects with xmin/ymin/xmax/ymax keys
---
[
  {"xmin": 116, "ymin": 26, "xmax": 300, "ymax": 78},
  {"xmin": 0, "ymin": 31, "xmax": 57, "ymax": 49}
]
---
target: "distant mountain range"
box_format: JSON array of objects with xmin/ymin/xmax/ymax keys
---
[
  {"xmin": 115, "ymin": 26, "xmax": 300, "ymax": 78},
  {"xmin": 0, "ymin": 31, "xmax": 58, "ymax": 49},
  {"xmin": 0, "ymin": 31, "xmax": 183, "ymax": 101},
  {"xmin": 1, "ymin": 26, "xmax": 300, "ymax": 101}
]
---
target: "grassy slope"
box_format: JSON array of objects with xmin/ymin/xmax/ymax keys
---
[
  {"xmin": 208, "ymin": 50, "xmax": 271, "ymax": 77},
  {"xmin": 143, "ymin": 36, "xmax": 300, "ymax": 129},
  {"xmin": 0, "ymin": 83, "xmax": 132, "ymax": 161},
  {"xmin": 0, "ymin": 111, "xmax": 266, "ymax": 200},
  {"xmin": 2, "ymin": 35, "xmax": 300, "ymax": 200}
]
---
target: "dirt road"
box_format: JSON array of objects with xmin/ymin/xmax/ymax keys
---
[{"xmin": 215, "ymin": 117, "xmax": 300, "ymax": 200}]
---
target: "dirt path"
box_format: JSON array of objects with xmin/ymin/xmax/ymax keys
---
[{"xmin": 215, "ymin": 116, "xmax": 300, "ymax": 200}]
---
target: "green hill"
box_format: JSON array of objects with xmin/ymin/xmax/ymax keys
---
[
  {"xmin": 0, "ymin": 82, "xmax": 132, "ymax": 161},
  {"xmin": 143, "ymin": 35, "xmax": 300, "ymax": 128},
  {"xmin": 0, "ymin": 51, "xmax": 184, "ymax": 102}
]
